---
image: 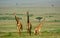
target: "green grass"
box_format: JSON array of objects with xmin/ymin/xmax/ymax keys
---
[
  {"xmin": 0, "ymin": 32, "xmax": 60, "ymax": 38},
  {"xmin": 0, "ymin": 21, "xmax": 60, "ymax": 38}
]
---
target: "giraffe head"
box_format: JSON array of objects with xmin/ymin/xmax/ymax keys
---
[{"xmin": 13, "ymin": 12, "xmax": 16, "ymax": 16}]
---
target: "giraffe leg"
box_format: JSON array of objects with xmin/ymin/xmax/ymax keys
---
[
  {"xmin": 27, "ymin": 29, "xmax": 31, "ymax": 36},
  {"xmin": 19, "ymin": 29, "xmax": 21, "ymax": 35},
  {"xmin": 17, "ymin": 27, "xmax": 21, "ymax": 35},
  {"xmin": 27, "ymin": 29, "xmax": 29, "ymax": 36},
  {"xmin": 38, "ymin": 31, "xmax": 41, "ymax": 36},
  {"xmin": 40, "ymin": 32, "xmax": 41, "ymax": 35},
  {"xmin": 34, "ymin": 30, "xmax": 38, "ymax": 35},
  {"xmin": 39, "ymin": 30, "xmax": 41, "ymax": 35},
  {"xmin": 29, "ymin": 29, "xmax": 31, "ymax": 36}
]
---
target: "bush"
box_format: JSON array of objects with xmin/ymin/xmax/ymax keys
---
[
  {"xmin": 35, "ymin": 17, "xmax": 42, "ymax": 22},
  {"xmin": 8, "ymin": 32, "xmax": 12, "ymax": 36}
]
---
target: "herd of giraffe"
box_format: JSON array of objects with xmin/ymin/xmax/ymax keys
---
[{"xmin": 13, "ymin": 11, "xmax": 45, "ymax": 36}]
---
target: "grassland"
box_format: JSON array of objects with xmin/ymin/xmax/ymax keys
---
[{"xmin": 0, "ymin": 7, "xmax": 60, "ymax": 38}]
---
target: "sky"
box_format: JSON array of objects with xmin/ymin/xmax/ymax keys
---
[{"xmin": 0, "ymin": 0, "xmax": 60, "ymax": 7}]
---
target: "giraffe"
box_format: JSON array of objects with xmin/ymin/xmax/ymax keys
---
[
  {"xmin": 27, "ymin": 11, "xmax": 32, "ymax": 36},
  {"xmin": 34, "ymin": 17, "xmax": 45, "ymax": 35},
  {"xmin": 14, "ymin": 13, "xmax": 23, "ymax": 35}
]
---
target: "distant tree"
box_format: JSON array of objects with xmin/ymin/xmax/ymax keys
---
[
  {"xmin": 51, "ymin": 4, "xmax": 54, "ymax": 7},
  {"xmin": 35, "ymin": 17, "xmax": 42, "ymax": 22},
  {"xmin": 16, "ymin": 3, "xmax": 18, "ymax": 5},
  {"xmin": 49, "ymin": 15, "xmax": 53, "ymax": 17},
  {"xmin": 29, "ymin": 14, "xmax": 34, "ymax": 17},
  {"xmin": 8, "ymin": 32, "xmax": 11, "ymax": 36},
  {"xmin": 19, "ymin": 17, "xmax": 22, "ymax": 20},
  {"xmin": 55, "ymin": 20, "xmax": 56, "ymax": 22}
]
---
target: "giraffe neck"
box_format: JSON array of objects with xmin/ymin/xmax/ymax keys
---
[
  {"xmin": 27, "ymin": 11, "xmax": 30, "ymax": 23},
  {"xmin": 38, "ymin": 18, "xmax": 45, "ymax": 29}
]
